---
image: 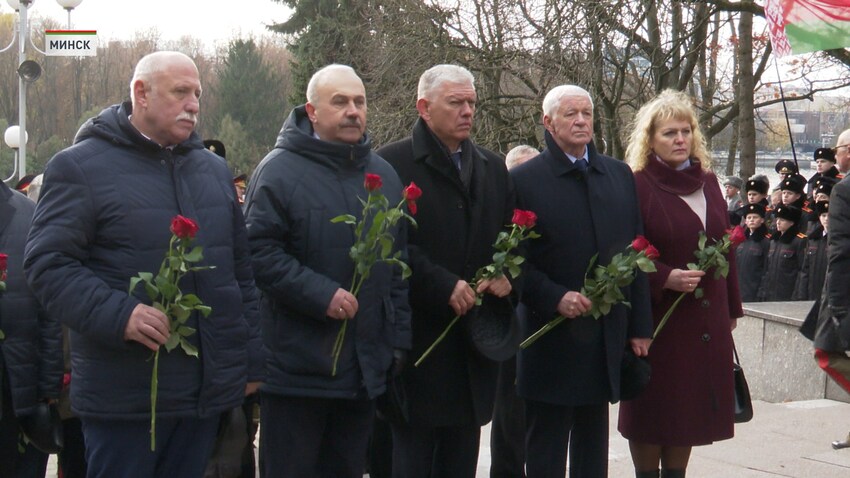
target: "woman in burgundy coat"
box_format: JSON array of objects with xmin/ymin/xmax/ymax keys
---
[{"xmin": 618, "ymin": 90, "xmax": 744, "ymax": 478}]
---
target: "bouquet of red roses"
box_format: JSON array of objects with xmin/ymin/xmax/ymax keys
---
[
  {"xmin": 653, "ymin": 225, "xmax": 745, "ymax": 339},
  {"xmin": 520, "ymin": 236, "xmax": 659, "ymax": 349},
  {"xmin": 330, "ymin": 174, "xmax": 421, "ymax": 376},
  {"xmin": 415, "ymin": 209, "xmax": 540, "ymax": 366},
  {"xmin": 128, "ymin": 215, "xmax": 215, "ymax": 450}
]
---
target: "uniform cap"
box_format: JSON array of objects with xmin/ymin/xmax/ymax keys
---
[
  {"xmin": 746, "ymin": 177, "xmax": 769, "ymax": 195},
  {"xmin": 740, "ymin": 202, "xmax": 766, "ymax": 218},
  {"xmin": 815, "ymin": 201, "xmax": 830, "ymax": 216},
  {"xmin": 774, "ymin": 204, "xmax": 802, "ymax": 223},
  {"xmin": 780, "ymin": 175, "xmax": 805, "ymax": 195},
  {"xmin": 203, "ymin": 139, "xmax": 226, "ymax": 159},
  {"xmin": 814, "ymin": 147, "xmax": 836, "ymax": 163},
  {"xmin": 774, "ymin": 159, "xmax": 798, "ymax": 175}
]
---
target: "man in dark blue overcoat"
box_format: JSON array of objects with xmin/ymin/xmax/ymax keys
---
[{"xmin": 510, "ymin": 85, "xmax": 653, "ymax": 478}]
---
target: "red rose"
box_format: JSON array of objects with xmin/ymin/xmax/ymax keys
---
[
  {"xmin": 631, "ymin": 235, "xmax": 650, "ymax": 252},
  {"xmin": 407, "ymin": 200, "xmax": 418, "ymax": 216},
  {"xmin": 170, "ymin": 215, "xmax": 199, "ymax": 240},
  {"xmin": 0, "ymin": 253, "xmax": 7, "ymax": 271},
  {"xmin": 644, "ymin": 245, "xmax": 660, "ymax": 260},
  {"xmin": 403, "ymin": 182, "xmax": 422, "ymax": 201},
  {"xmin": 512, "ymin": 209, "xmax": 537, "ymax": 228},
  {"xmin": 364, "ymin": 173, "xmax": 383, "ymax": 192},
  {"xmin": 727, "ymin": 225, "xmax": 746, "ymax": 247}
]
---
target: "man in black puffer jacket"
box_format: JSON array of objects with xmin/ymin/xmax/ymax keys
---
[
  {"xmin": 24, "ymin": 51, "xmax": 264, "ymax": 478},
  {"xmin": 0, "ymin": 180, "xmax": 63, "ymax": 477},
  {"xmin": 244, "ymin": 64, "xmax": 411, "ymax": 478}
]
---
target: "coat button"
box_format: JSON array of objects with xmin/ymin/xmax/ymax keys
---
[
  {"xmin": 701, "ymin": 299, "xmax": 711, "ymax": 308},
  {"xmin": 701, "ymin": 333, "xmax": 711, "ymax": 342}
]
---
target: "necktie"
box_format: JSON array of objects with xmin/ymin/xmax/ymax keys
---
[
  {"xmin": 450, "ymin": 152, "xmax": 462, "ymax": 171},
  {"xmin": 575, "ymin": 158, "xmax": 588, "ymax": 172}
]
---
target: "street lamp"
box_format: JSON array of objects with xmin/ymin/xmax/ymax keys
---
[
  {"xmin": 1, "ymin": 0, "xmax": 84, "ymax": 182},
  {"xmin": 3, "ymin": 125, "xmax": 28, "ymax": 182}
]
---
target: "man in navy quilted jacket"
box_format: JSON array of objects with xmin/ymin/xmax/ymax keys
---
[{"xmin": 24, "ymin": 51, "xmax": 264, "ymax": 478}]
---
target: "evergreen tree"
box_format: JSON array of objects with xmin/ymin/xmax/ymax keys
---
[{"xmin": 211, "ymin": 38, "xmax": 287, "ymax": 172}]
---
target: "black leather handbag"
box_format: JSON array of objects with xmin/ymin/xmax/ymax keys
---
[
  {"xmin": 733, "ymin": 342, "xmax": 753, "ymax": 423},
  {"xmin": 619, "ymin": 348, "xmax": 651, "ymax": 401}
]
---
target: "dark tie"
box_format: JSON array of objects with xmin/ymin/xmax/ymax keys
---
[
  {"xmin": 450, "ymin": 152, "xmax": 462, "ymax": 171},
  {"xmin": 575, "ymin": 158, "xmax": 588, "ymax": 171}
]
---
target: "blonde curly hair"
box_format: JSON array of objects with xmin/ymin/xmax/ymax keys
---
[{"xmin": 625, "ymin": 89, "xmax": 711, "ymax": 172}]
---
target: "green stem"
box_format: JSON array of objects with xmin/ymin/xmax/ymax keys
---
[
  {"xmin": 652, "ymin": 292, "xmax": 687, "ymax": 339},
  {"xmin": 331, "ymin": 275, "xmax": 360, "ymax": 377},
  {"xmin": 415, "ymin": 313, "xmax": 462, "ymax": 367},
  {"xmin": 150, "ymin": 347, "xmax": 160, "ymax": 451},
  {"xmin": 520, "ymin": 314, "xmax": 567, "ymax": 349}
]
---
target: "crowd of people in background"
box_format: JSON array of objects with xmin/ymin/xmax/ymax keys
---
[{"xmin": 1, "ymin": 50, "xmax": 849, "ymax": 478}]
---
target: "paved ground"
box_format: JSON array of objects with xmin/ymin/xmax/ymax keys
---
[
  {"xmin": 476, "ymin": 399, "xmax": 850, "ymax": 477},
  {"xmin": 45, "ymin": 399, "xmax": 850, "ymax": 477}
]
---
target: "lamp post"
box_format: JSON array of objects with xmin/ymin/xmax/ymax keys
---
[
  {"xmin": 1, "ymin": 0, "xmax": 84, "ymax": 182},
  {"xmin": 3, "ymin": 125, "xmax": 27, "ymax": 182}
]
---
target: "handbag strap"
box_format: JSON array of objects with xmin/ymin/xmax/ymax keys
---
[{"xmin": 732, "ymin": 339, "xmax": 741, "ymax": 366}]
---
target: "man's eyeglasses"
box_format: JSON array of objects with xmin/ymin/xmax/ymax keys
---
[{"xmin": 832, "ymin": 144, "xmax": 850, "ymax": 154}]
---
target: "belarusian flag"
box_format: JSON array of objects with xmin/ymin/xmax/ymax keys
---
[{"xmin": 765, "ymin": 0, "xmax": 850, "ymax": 57}]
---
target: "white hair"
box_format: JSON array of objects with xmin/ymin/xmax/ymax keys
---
[
  {"xmin": 417, "ymin": 65, "xmax": 475, "ymax": 100},
  {"xmin": 306, "ymin": 64, "xmax": 359, "ymax": 104},
  {"xmin": 130, "ymin": 51, "xmax": 196, "ymax": 102},
  {"xmin": 542, "ymin": 85, "xmax": 594, "ymax": 118},
  {"xmin": 505, "ymin": 145, "xmax": 539, "ymax": 169}
]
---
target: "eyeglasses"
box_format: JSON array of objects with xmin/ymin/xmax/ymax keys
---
[{"xmin": 832, "ymin": 144, "xmax": 850, "ymax": 153}]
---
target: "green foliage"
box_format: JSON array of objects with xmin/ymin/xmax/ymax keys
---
[{"xmin": 211, "ymin": 38, "xmax": 287, "ymax": 175}]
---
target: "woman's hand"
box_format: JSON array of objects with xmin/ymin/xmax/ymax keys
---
[{"xmin": 664, "ymin": 268, "xmax": 706, "ymax": 293}]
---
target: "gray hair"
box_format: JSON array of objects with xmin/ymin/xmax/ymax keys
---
[
  {"xmin": 505, "ymin": 145, "xmax": 539, "ymax": 169},
  {"xmin": 130, "ymin": 51, "xmax": 197, "ymax": 102},
  {"xmin": 542, "ymin": 85, "xmax": 594, "ymax": 118},
  {"xmin": 417, "ymin": 65, "xmax": 475, "ymax": 101},
  {"xmin": 838, "ymin": 129, "xmax": 850, "ymax": 147},
  {"xmin": 306, "ymin": 64, "xmax": 359, "ymax": 104}
]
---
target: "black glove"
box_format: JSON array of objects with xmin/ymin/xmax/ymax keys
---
[{"xmin": 390, "ymin": 349, "xmax": 408, "ymax": 379}]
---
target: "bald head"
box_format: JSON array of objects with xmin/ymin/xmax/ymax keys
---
[
  {"xmin": 837, "ymin": 129, "xmax": 850, "ymax": 174},
  {"xmin": 130, "ymin": 51, "xmax": 199, "ymax": 103}
]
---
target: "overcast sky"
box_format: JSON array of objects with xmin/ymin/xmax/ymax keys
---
[{"xmin": 0, "ymin": 0, "xmax": 292, "ymax": 48}]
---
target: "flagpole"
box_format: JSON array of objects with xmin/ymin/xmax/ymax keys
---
[{"xmin": 773, "ymin": 58, "xmax": 799, "ymax": 171}]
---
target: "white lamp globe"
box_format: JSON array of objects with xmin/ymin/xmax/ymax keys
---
[
  {"xmin": 4, "ymin": 126, "xmax": 28, "ymax": 149},
  {"xmin": 6, "ymin": 0, "xmax": 21, "ymax": 11},
  {"xmin": 56, "ymin": 0, "xmax": 82, "ymax": 8}
]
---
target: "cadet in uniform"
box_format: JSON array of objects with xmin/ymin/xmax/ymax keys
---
[
  {"xmin": 794, "ymin": 201, "xmax": 830, "ymax": 301},
  {"xmin": 758, "ymin": 204, "xmax": 807, "ymax": 301},
  {"xmin": 735, "ymin": 203, "xmax": 770, "ymax": 302}
]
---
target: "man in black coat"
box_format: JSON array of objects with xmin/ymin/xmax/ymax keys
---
[
  {"xmin": 25, "ymin": 52, "xmax": 264, "ymax": 478},
  {"xmin": 378, "ymin": 64, "xmax": 515, "ymax": 478},
  {"xmin": 509, "ymin": 85, "xmax": 652, "ymax": 478},
  {"xmin": 244, "ymin": 64, "xmax": 411, "ymax": 478},
  {"xmin": 0, "ymin": 182, "xmax": 63, "ymax": 477}
]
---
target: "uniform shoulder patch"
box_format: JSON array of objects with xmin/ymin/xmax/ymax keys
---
[{"xmin": 797, "ymin": 232, "xmax": 807, "ymax": 239}]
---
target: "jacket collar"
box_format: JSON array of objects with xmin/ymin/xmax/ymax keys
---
[
  {"xmin": 276, "ymin": 105, "xmax": 373, "ymax": 171},
  {"xmin": 75, "ymin": 102, "xmax": 204, "ymax": 156},
  {"xmin": 542, "ymin": 130, "xmax": 605, "ymax": 177}
]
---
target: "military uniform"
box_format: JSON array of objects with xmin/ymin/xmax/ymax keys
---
[
  {"xmin": 735, "ymin": 203, "xmax": 770, "ymax": 302},
  {"xmin": 758, "ymin": 205, "xmax": 807, "ymax": 301},
  {"xmin": 794, "ymin": 201, "xmax": 830, "ymax": 301}
]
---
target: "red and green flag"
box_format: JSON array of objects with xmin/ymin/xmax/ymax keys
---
[{"xmin": 766, "ymin": 0, "xmax": 850, "ymax": 57}]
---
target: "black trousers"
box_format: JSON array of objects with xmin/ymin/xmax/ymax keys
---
[
  {"xmin": 391, "ymin": 421, "xmax": 480, "ymax": 478},
  {"xmin": 0, "ymin": 372, "xmax": 48, "ymax": 478},
  {"xmin": 490, "ymin": 357, "xmax": 526, "ymax": 478},
  {"xmin": 525, "ymin": 399, "xmax": 608, "ymax": 478},
  {"xmin": 259, "ymin": 393, "xmax": 374, "ymax": 478}
]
